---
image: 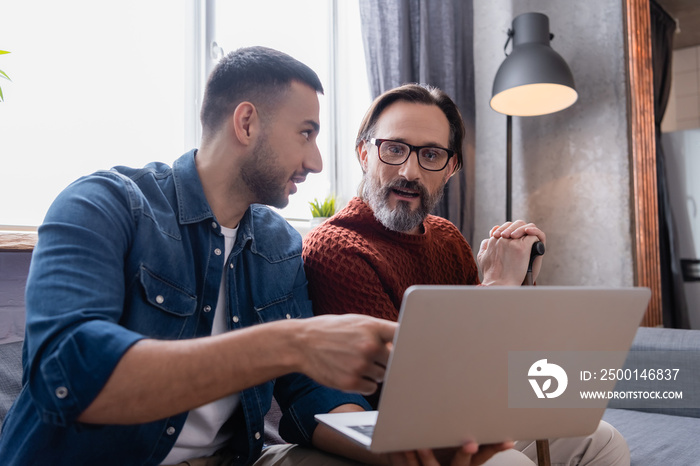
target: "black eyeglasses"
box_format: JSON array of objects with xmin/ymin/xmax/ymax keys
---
[{"xmin": 369, "ymin": 138, "xmax": 455, "ymax": 172}]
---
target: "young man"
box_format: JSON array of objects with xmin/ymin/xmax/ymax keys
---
[
  {"xmin": 303, "ymin": 83, "xmax": 630, "ymax": 465},
  {"xmin": 0, "ymin": 49, "xmax": 509, "ymax": 466}
]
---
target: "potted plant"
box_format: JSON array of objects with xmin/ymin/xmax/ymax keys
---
[
  {"xmin": 0, "ymin": 50, "xmax": 10, "ymax": 102},
  {"xmin": 308, "ymin": 194, "xmax": 336, "ymax": 227}
]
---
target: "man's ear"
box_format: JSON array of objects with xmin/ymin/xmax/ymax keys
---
[
  {"xmin": 358, "ymin": 140, "xmax": 369, "ymax": 173},
  {"xmin": 445, "ymin": 156, "xmax": 459, "ymax": 180},
  {"xmin": 231, "ymin": 102, "xmax": 258, "ymax": 146}
]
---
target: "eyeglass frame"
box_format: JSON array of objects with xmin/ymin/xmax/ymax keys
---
[{"xmin": 369, "ymin": 138, "xmax": 456, "ymax": 172}]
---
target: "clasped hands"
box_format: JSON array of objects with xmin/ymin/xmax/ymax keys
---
[{"xmin": 477, "ymin": 220, "xmax": 546, "ymax": 286}]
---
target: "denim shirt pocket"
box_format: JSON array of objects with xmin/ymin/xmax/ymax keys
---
[
  {"xmin": 133, "ymin": 265, "xmax": 197, "ymax": 338},
  {"xmin": 253, "ymin": 293, "xmax": 303, "ymax": 324}
]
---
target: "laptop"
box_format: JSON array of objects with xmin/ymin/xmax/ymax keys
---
[{"xmin": 315, "ymin": 285, "xmax": 651, "ymax": 453}]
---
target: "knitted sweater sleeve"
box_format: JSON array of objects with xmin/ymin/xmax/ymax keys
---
[{"xmin": 303, "ymin": 227, "xmax": 401, "ymax": 321}]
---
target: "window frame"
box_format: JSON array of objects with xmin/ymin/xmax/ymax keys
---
[{"xmin": 0, "ymin": 0, "xmax": 368, "ymax": 246}]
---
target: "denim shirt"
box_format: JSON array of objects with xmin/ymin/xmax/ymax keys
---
[{"xmin": 0, "ymin": 150, "xmax": 370, "ymax": 465}]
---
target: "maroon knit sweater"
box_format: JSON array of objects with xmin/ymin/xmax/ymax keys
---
[{"xmin": 303, "ymin": 197, "xmax": 480, "ymax": 322}]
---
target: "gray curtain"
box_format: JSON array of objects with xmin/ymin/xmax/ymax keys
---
[{"xmin": 359, "ymin": 0, "xmax": 475, "ymax": 244}]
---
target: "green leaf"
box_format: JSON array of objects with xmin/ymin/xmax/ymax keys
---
[
  {"xmin": 0, "ymin": 51, "xmax": 11, "ymax": 101},
  {"xmin": 309, "ymin": 194, "xmax": 336, "ymax": 217},
  {"xmin": 308, "ymin": 201, "xmax": 321, "ymax": 217}
]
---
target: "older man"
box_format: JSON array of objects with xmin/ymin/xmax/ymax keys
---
[{"xmin": 303, "ymin": 83, "xmax": 630, "ymax": 465}]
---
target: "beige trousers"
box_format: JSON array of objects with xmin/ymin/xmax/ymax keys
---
[
  {"xmin": 170, "ymin": 420, "xmax": 629, "ymax": 466},
  {"xmin": 487, "ymin": 420, "xmax": 630, "ymax": 465}
]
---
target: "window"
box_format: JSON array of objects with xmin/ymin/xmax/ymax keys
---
[
  {"xmin": 0, "ymin": 0, "xmax": 369, "ymax": 228},
  {"xmin": 0, "ymin": 0, "xmax": 188, "ymax": 227},
  {"xmin": 209, "ymin": 0, "xmax": 370, "ymax": 219}
]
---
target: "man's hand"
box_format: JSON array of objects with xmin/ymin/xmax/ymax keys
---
[
  {"xmin": 477, "ymin": 220, "xmax": 546, "ymax": 286},
  {"xmin": 312, "ymin": 404, "xmax": 515, "ymax": 466},
  {"xmin": 386, "ymin": 442, "xmax": 515, "ymax": 465},
  {"xmin": 294, "ymin": 314, "xmax": 396, "ymax": 395}
]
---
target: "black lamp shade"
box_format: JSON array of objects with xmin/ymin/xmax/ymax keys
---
[{"xmin": 491, "ymin": 12, "xmax": 577, "ymax": 116}]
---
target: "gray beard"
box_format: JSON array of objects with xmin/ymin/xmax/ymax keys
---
[{"xmin": 362, "ymin": 175, "xmax": 444, "ymax": 233}]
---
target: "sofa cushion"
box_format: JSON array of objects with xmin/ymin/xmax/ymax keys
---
[
  {"xmin": 608, "ymin": 327, "xmax": 700, "ymax": 419},
  {"xmin": 0, "ymin": 340, "xmax": 23, "ymax": 426},
  {"xmin": 604, "ymin": 408, "xmax": 700, "ymax": 465}
]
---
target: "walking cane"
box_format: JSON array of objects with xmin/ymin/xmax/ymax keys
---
[
  {"xmin": 523, "ymin": 241, "xmax": 545, "ymax": 287},
  {"xmin": 524, "ymin": 241, "xmax": 550, "ymax": 466}
]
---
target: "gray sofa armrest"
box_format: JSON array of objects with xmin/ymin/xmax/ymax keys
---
[
  {"xmin": 608, "ymin": 327, "xmax": 700, "ymax": 418},
  {"xmin": 0, "ymin": 340, "xmax": 24, "ymax": 426},
  {"xmin": 630, "ymin": 327, "xmax": 700, "ymax": 352}
]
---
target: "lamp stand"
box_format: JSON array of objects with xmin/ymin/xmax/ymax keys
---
[
  {"xmin": 511, "ymin": 112, "xmax": 550, "ymax": 465},
  {"xmin": 506, "ymin": 115, "xmax": 512, "ymax": 222}
]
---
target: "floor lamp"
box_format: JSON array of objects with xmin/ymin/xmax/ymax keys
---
[
  {"xmin": 490, "ymin": 12, "xmax": 578, "ymax": 466},
  {"xmin": 490, "ymin": 12, "xmax": 578, "ymax": 222}
]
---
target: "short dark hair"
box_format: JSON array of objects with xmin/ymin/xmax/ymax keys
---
[
  {"xmin": 355, "ymin": 84, "xmax": 465, "ymax": 172},
  {"xmin": 200, "ymin": 46, "xmax": 324, "ymax": 141}
]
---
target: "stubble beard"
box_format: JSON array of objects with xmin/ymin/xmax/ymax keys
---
[
  {"xmin": 240, "ymin": 135, "xmax": 290, "ymax": 209},
  {"xmin": 362, "ymin": 174, "xmax": 445, "ymax": 233}
]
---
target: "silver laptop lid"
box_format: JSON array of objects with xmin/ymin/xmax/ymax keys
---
[{"xmin": 370, "ymin": 286, "xmax": 650, "ymax": 452}]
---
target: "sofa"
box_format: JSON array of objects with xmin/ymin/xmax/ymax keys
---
[
  {"xmin": 0, "ymin": 339, "xmax": 22, "ymax": 428},
  {"xmin": 602, "ymin": 326, "xmax": 700, "ymax": 465},
  {"xmin": 2, "ymin": 326, "xmax": 699, "ymax": 465}
]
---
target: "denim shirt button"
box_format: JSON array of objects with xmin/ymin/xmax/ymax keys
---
[
  {"xmin": 55, "ymin": 387, "xmax": 68, "ymax": 399},
  {"xmin": 203, "ymin": 305, "xmax": 211, "ymax": 312},
  {"xmin": 232, "ymin": 316, "xmax": 239, "ymax": 323},
  {"xmin": 229, "ymin": 262, "xmax": 234, "ymax": 269},
  {"xmin": 211, "ymin": 221, "xmax": 218, "ymax": 229},
  {"xmin": 285, "ymin": 314, "xmax": 291, "ymax": 319},
  {"xmin": 156, "ymin": 295, "xmax": 164, "ymax": 304},
  {"xmin": 254, "ymin": 431, "xmax": 261, "ymax": 440},
  {"xmin": 214, "ymin": 248, "xmax": 222, "ymax": 256},
  {"xmin": 166, "ymin": 426, "xmax": 176, "ymax": 435}
]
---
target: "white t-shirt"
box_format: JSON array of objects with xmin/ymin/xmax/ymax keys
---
[{"xmin": 161, "ymin": 225, "xmax": 240, "ymax": 464}]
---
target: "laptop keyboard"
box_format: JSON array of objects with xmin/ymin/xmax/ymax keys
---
[{"xmin": 350, "ymin": 424, "xmax": 375, "ymax": 437}]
